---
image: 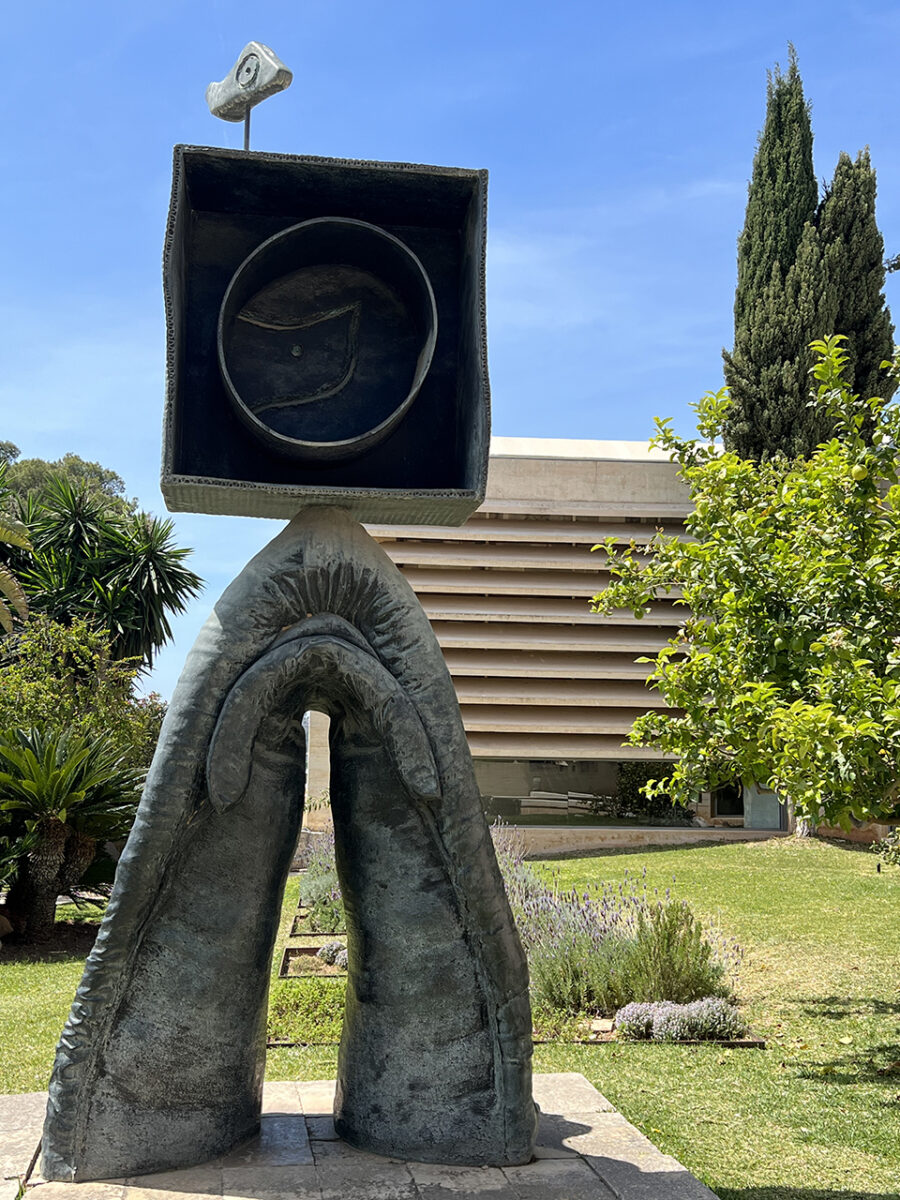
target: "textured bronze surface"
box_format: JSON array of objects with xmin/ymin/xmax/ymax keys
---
[
  {"xmin": 42, "ymin": 510, "xmax": 536, "ymax": 1181},
  {"xmin": 218, "ymin": 218, "xmax": 437, "ymax": 461},
  {"xmin": 161, "ymin": 147, "xmax": 490, "ymax": 524}
]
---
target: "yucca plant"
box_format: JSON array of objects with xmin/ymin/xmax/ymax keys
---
[
  {"xmin": 0, "ymin": 727, "xmax": 143, "ymax": 941},
  {"xmin": 11, "ymin": 477, "xmax": 202, "ymax": 669}
]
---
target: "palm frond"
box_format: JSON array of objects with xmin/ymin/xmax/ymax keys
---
[
  {"xmin": 0, "ymin": 562, "xmax": 28, "ymax": 621},
  {"xmin": 0, "ymin": 512, "xmax": 31, "ymax": 550}
]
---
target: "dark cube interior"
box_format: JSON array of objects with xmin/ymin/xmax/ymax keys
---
[{"xmin": 162, "ymin": 146, "xmax": 490, "ymax": 524}]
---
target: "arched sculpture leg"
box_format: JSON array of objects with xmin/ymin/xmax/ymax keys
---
[{"xmin": 41, "ymin": 508, "xmax": 536, "ymax": 1182}]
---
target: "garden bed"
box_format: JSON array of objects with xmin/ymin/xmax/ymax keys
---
[
  {"xmin": 278, "ymin": 945, "xmax": 348, "ymax": 978},
  {"xmin": 290, "ymin": 913, "xmax": 342, "ymax": 938}
]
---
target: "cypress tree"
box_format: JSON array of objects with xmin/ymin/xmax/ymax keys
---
[
  {"xmin": 817, "ymin": 150, "xmax": 896, "ymax": 403},
  {"xmin": 723, "ymin": 48, "xmax": 821, "ymax": 458},
  {"xmin": 731, "ymin": 48, "xmax": 817, "ymax": 330},
  {"xmin": 724, "ymin": 52, "xmax": 895, "ymax": 459}
]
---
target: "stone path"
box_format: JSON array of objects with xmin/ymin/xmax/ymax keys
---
[{"xmin": 1, "ymin": 1073, "xmax": 717, "ymax": 1199}]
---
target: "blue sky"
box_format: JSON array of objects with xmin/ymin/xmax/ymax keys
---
[{"xmin": 3, "ymin": 1, "xmax": 899, "ymax": 697}]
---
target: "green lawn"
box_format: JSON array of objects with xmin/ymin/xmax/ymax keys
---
[
  {"xmin": 538, "ymin": 839, "xmax": 900, "ymax": 1200},
  {"xmin": 2, "ymin": 839, "xmax": 898, "ymax": 1199}
]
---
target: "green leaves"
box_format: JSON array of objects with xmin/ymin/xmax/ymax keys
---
[
  {"xmin": 0, "ymin": 726, "xmax": 142, "ymax": 837},
  {"xmin": 0, "ymin": 461, "xmax": 32, "ymax": 634},
  {"xmin": 593, "ymin": 339, "xmax": 900, "ymax": 826},
  {"xmin": 725, "ymin": 60, "xmax": 894, "ymax": 461},
  {"xmin": 9, "ymin": 475, "xmax": 202, "ymax": 668}
]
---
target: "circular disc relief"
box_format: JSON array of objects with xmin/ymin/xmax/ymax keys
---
[{"xmin": 218, "ymin": 217, "xmax": 438, "ymax": 462}]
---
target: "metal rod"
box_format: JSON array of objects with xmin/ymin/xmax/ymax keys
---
[{"xmin": 243, "ymin": 111, "xmax": 251, "ymax": 151}]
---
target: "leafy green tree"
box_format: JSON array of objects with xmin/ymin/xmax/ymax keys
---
[
  {"xmin": 723, "ymin": 50, "xmax": 894, "ymax": 459},
  {"xmin": 0, "ymin": 616, "xmax": 166, "ymax": 767},
  {"xmin": 592, "ymin": 337, "xmax": 900, "ymax": 830},
  {"xmin": 5, "ymin": 478, "xmax": 201, "ymax": 668},
  {"xmin": 0, "ymin": 727, "xmax": 142, "ymax": 940},
  {"xmin": 2, "ymin": 444, "xmax": 135, "ymax": 514}
]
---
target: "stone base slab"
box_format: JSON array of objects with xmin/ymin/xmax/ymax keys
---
[{"xmin": 1, "ymin": 1073, "xmax": 717, "ymax": 1199}]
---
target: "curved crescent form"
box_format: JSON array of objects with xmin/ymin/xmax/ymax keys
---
[{"xmin": 41, "ymin": 507, "xmax": 536, "ymax": 1181}]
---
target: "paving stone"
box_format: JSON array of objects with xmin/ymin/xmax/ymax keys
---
[
  {"xmin": 408, "ymin": 1161, "xmax": 519, "ymax": 1197},
  {"xmin": 0, "ymin": 1074, "xmax": 718, "ymax": 1200},
  {"xmin": 590, "ymin": 1019, "xmax": 615, "ymax": 1033},
  {"xmin": 564, "ymin": 1111, "xmax": 676, "ymax": 1160},
  {"xmin": 535, "ymin": 1108, "xmax": 593, "ymax": 1157},
  {"xmin": 503, "ymin": 1157, "xmax": 616, "ymax": 1199},
  {"xmin": 124, "ymin": 1161, "xmax": 222, "ymax": 1199},
  {"xmin": 532, "ymin": 1073, "xmax": 614, "ymax": 1116},
  {"xmin": 565, "ymin": 1114, "xmax": 718, "ymax": 1200},
  {"xmin": 35, "ymin": 1185, "xmax": 126, "ymax": 1199},
  {"xmin": 580, "ymin": 1155, "xmax": 719, "ymax": 1200},
  {"xmin": 305, "ymin": 1114, "xmax": 340, "ymax": 1141},
  {"xmin": 261, "ymin": 1081, "xmax": 302, "ymax": 1115},
  {"xmin": 531, "ymin": 1141, "xmax": 579, "ymax": 1161},
  {"xmin": 0, "ymin": 1127, "xmax": 43, "ymax": 1179},
  {"xmin": 0, "ymin": 1090, "xmax": 45, "ymax": 1179},
  {"xmin": 0, "ymin": 1091, "xmax": 47, "ymax": 1127},
  {"xmin": 296, "ymin": 1081, "xmax": 336, "ymax": 1117},
  {"xmin": 222, "ymin": 1163, "xmax": 321, "ymax": 1199},
  {"xmin": 311, "ymin": 1139, "xmax": 405, "ymax": 1165},
  {"xmin": 220, "ymin": 1115, "xmax": 313, "ymax": 1167},
  {"xmin": 315, "ymin": 1156, "xmax": 417, "ymax": 1200}
]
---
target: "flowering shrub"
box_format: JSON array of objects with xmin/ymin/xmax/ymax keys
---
[
  {"xmin": 294, "ymin": 820, "xmax": 743, "ymax": 1016},
  {"xmin": 615, "ymin": 997, "xmax": 747, "ymax": 1041},
  {"xmin": 334, "ymin": 947, "xmax": 349, "ymax": 971},
  {"xmin": 316, "ymin": 940, "xmax": 345, "ymax": 965},
  {"xmin": 299, "ymin": 828, "xmax": 346, "ymax": 933},
  {"xmin": 492, "ymin": 821, "xmax": 742, "ymax": 1015}
]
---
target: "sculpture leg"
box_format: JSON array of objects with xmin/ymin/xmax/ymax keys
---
[
  {"xmin": 41, "ymin": 509, "xmax": 536, "ymax": 1181},
  {"xmin": 330, "ymin": 728, "xmax": 510, "ymax": 1163}
]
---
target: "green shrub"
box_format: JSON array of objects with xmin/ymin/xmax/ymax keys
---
[
  {"xmin": 298, "ymin": 829, "xmax": 346, "ymax": 933},
  {"xmin": 622, "ymin": 900, "xmax": 730, "ymax": 1005},
  {"xmin": 493, "ymin": 821, "xmax": 741, "ymax": 1015},
  {"xmin": 267, "ymin": 979, "xmax": 344, "ymax": 1044},
  {"xmin": 871, "ymin": 829, "xmax": 900, "ymax": 867},
  {"xmin": 615, "ymin": 996, "xmax": 748, "ymax": 1041}
]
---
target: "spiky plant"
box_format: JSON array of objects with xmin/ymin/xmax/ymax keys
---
[{"xmin": 0, "ymin": 727, "xmax": 143, "ymax": 941}]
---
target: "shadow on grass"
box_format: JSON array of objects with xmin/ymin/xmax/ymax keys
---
[
  {"xmin": 779, "ymin": 994, "xmax": 900, "ymax": 1089},
  {"xmin": 792, "ymin": 1043, "xmax": 900, "ymax": 1088},
  {"xmin": 798, "ymin": 995, "xmax": 900, "ymax": 1019},
  {"xmin": 531, "ymin": 839, "xmax": 751, "ymax": 862},
  {"xmin": 2, "ymin": 921, "xmax": 99, "ymax": 964},
  {"xmin": 531, "ymin": 834, "xmax": 881, "ymax": 863}
]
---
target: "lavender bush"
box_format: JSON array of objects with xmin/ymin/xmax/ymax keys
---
[
  {"xmin": 298, "ymin": 827, "xmax": 346, "ymax": 933},
  {"xmin": 491, "ymin": 821, "xmax": 742, "ymax": 1015},
  {"xmin": 316, "ymin": 940, "xmax": 345, "ymax": 965},
  {"xmin": 615, "ymin": 997, "xmax": 747, "ymax": 1041},
  {"xmin": 293, "ymin": 819, "xmax": 742, "ymax": 1017}
]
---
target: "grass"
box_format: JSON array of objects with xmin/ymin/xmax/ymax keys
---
[
  {"xmin": 537, "ymin": 839, "xmax": 900, "ymax": 1200},
  {"xmin": 2, "ymin": 840, "xmax": 898, "ymax": 1198},
  {"xmin": 0, "ymin": 902, "xmax": 105, "ymax": 1093}
]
